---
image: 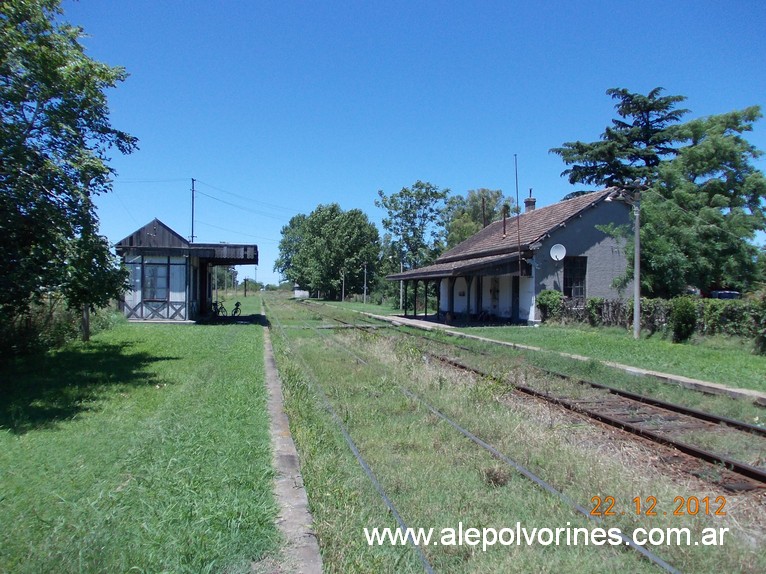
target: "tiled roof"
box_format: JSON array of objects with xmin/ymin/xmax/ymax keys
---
[
  {"xmin": 437, "ymin": 189, "xmax": 613, "ymax": 263},
  {"xmin": 387, "ymin": 189, "xmax": 615, "ymax": 281},
  {"xmin": 388, "ymin": 252, "xmax": 522, "ymax": 280}
]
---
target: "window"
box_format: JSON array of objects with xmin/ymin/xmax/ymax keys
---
[
  {"xmin": 563, "ymin": 256, "xmax": 587, "ymax": 304},
  {"xmin": 144, "ymin": 263, "xmax": 169, "ymax": 300}
]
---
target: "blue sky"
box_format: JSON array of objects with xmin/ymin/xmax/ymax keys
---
[{"xmin": 64, "ymin": 0, "xmax": 766, "ymax": 285}]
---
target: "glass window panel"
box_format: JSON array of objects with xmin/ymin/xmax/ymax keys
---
[
  {"xmin": 563, "ymin": 256, "xmax": 587, "ymax": 304},
  {"xmin": 144, "ymin": 264, "xmax": 168, "ymax": 300},
  {"xmin": 170, "ymin": 264, "xmax": 186, "ymax": 301}
]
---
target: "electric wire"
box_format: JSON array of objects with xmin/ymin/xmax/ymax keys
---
[
  {"xmin": 196, "ymin": 220, "xmax": 279, "ymax": 243},
  {"xmin": 194, "ymin": 190, "xmax": 288, "ymax": 221},
  {"xmin": 195, "ymin": 179, "xmax": 300, "ymax": 214}
]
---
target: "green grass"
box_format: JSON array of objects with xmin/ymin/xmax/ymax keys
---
[
  {"xmin": 312, "ymin": 299, "xmax": 404, "ymax": 316},
  {"xmin": 458, "ymin": 324, "xmax": 766, "ymax": 393},
  {"xmin": 0, "ymin": 320, "xmax": 278, "ymax": 573},
  {"xmin": 400, "ymin": 326, "xmax": 766, "ymax": 427},
  {"xmin": 266, "ymin": 295, "xmax": 766, "ymax": 573}
]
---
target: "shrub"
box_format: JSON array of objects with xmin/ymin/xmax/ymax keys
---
[
  {"xmin": 641, "ymin": 298, "xmax": 671, "ymax": 335},
  {"xmin": 754, "ymin": 289, "xmax": 766, "ymax": 355},
  {"xmin": 585, "ymin": 297, "xmax": 604, "ymax": 326},
  {"xmin": 670, "ymin": 296, "xmax": 698, "ymax": 343},
  {"xmin": 537, "ymin": 290, "xmax": 563, "ymax": 322},
  {"xmin": 0, "ymin": 298, "xmax": 123, "ymax": 359}
]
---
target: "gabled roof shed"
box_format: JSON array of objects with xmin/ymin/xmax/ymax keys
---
[{"xmin": 115, "ymin": 219, "xmax": 258, "ymax": 320}]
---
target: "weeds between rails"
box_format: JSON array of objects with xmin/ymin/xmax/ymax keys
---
[
  {"xmin": 266, "ymin": 297, "xmax": 689, "ymax": 573},
  {"xmin": 295, "ymin": 300, "xmax": 766, "ymax": 488},
  {"xmin": 296, "ymin": 299, "xmax": 764, "ymax": 436},
  {"xmin": 263, "ymin": 297, "xmax": 436, "ymax": 573}
]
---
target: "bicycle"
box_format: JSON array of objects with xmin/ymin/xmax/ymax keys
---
[
  {"xmin": 231, "ymin": 301, "xmax": 242, "ymax": 317},
  {"xmin": 212, "ymin": 300, "xmax": 227, "ymax": 317}
]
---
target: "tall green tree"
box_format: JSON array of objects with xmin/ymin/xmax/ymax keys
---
[
  {"xmin": 441, "ymin": 188, "xmax": 512, "ymax": 248},
  {"xmin": 551, "ymin": 87, "xmax": 688, "ymax": 187},
  {"xmin": 0, "ymin": 1, "xmax": 137, "ymax": 322},
  {"xmin": 275, "ymin": 204, "xmax": 380, "ymax": 299},
  {"xmin": 551, "ymin": 88, "xmax": 765, "ymax": 296},
  {"xmin": 375, "ymin": 180, "xmax": 449, "ymax": 269},
  {"xmin": 273, "ymin": 213, "xmax": 307, "ymax": 282},
  {"xmin": 642, "ymin": 108, "xmax": 766, "ymax": 296}
]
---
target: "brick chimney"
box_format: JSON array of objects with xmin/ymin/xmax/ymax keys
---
[{"xmin": 524, "ymin": 189, "xmax": 536, "ymax": 212}]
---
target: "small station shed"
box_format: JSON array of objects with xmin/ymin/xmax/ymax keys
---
[
  {"xmin": 115, "ymin": 219, "xmax": 258, "ymax": 321},
  {"xmin": 387, "ymin": 189, "xmax": 632, "ymax": 324}
]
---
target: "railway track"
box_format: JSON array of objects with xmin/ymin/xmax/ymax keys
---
[
  {"xmin": 272, "ymin": 297, "xmax": 683, "ymax": 573},
  {"xmin": 298, "ymin": 300, "xmax": 766, "ymax": 491},
  {"xmin": 428, "ymin": 351, "xmax": 766, "ymax": 491}
]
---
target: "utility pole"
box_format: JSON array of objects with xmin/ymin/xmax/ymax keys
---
[
  {"xmin": 363, "ymin": 263, "xmax": 368, "ymax": 305},
  {"xmin": 191, "ymin": 178, "xmax": 196, "ymax": 242},
  {"xmin": 399, "ymin": 260, "xmax": 403, "ymax": 310},
  {"xmin": 632, "ymin": 191, "xmax": 641, "ymax": 340},
  {"xmin": 515, "ymin": 155, "xmax": 522, "ymax": 278}
]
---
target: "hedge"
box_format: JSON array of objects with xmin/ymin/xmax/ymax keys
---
[{"xmin": 550, "ymin": 293, "xmax": 765, "ymax": 352}]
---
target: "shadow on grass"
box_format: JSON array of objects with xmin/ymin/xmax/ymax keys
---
[
  {"xmin": 0, "ymin": 341, "xmax": 178, "ymax": 435},
  {"xmin": 195, "ymin": 313, "xmax": 271, "ymax": 327}
]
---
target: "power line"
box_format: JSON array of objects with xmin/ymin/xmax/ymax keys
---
[
  {"xmin": 194, "ymin": 190, "xmax": 289, "ymax": 222},
  {"xmin": 114, "ymin": 178, "xmax": 189, "ymax": 184},
  {"xmin": 196, "ymin": 220, "xmax": 279, "ymax": 243},
  {"xmin": 112, "ymin": 189, "xmax": 141, "ymax": 228},
  {"xmin": 195, "ymin": 179, "xmax": 300, "ymax": 215}
]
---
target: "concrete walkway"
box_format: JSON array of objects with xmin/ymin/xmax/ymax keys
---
[
  {"xmin": 261, "ymin": 328, "xmax": 323, "ymax": 574},
  {"xmin": 366, "ymin": 313, "xmax": 766, "ymax": 407}
]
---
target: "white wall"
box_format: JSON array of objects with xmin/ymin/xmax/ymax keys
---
[
  {"xmin": 440, "ymin": 274, "xmax": 517, "ymax": 318},
  {"xmin": 520, "ymin": 275, "xmax": 535, "ymax": 322},
  {"xmin": 453, "ymin": 277, "xmax": 468, "ymax": 314}
]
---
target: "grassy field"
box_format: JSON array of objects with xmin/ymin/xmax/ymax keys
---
[
  {"xmin": 0, "ymin": 306, "xmax": 277, "ymax": 573},
  {"xmin": 300, "ymin": 300, "xmax": 766, "ymax": 393},
  {"xmin": 454, "ymin": 324, "xmax": 766, "ymax": 393},
  {"xmin": 265, "ymin": 294, "xmax": 766, "ymax": 573},
  {"xmin": 316, "ymin": 299, "xmax": 404, "ymax": 316}
]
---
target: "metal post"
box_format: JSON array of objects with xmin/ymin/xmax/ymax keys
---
[
  {"xmin": 399, "ymin": 261, "xmax": 403, "ymax": 310},
  {"xmin": 363, "ymin": 263, "xmax": 367, "ymax": 305},
  {"xmin": 633, "ymin": 194, "xmax": 641, "ymax": 340},
  {"xmin": 191, "ymin": 178, "xmax": 196, "ymax": 242}
]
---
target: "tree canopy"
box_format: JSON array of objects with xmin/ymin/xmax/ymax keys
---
[
  {"xmin": 0, "ymin": 0, "xmax": 137, "ymax": 322},
  {"xmin": 441, "ymin": 188, "xmax": 513, "ymax": 248},
  {"xmin": 643, "ymin": 108, "xmax": 766, "ymax": 296},
  {"xmin": 551, "ymin": 87, "xmax": 689, "ymax": 187},
  {"xmin": 551, "ymin": 88, "xmax": 765, "ymax": 296},
  {"xmin": 375, "ymin": 180, "xmax": 449, "ymax": 270},
  {"xmin": 274, "ymin": 204, "xmax": 379, "ymax": 299}
]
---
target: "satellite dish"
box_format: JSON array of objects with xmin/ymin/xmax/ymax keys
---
[{"xmin": 550, "ymin": 244, "xmax": 567, "ymax": 262}]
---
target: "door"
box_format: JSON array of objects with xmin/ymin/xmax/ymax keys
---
[{"xmin": 512, "ymin": 276, "xmax": 520, "ymax": 323}]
